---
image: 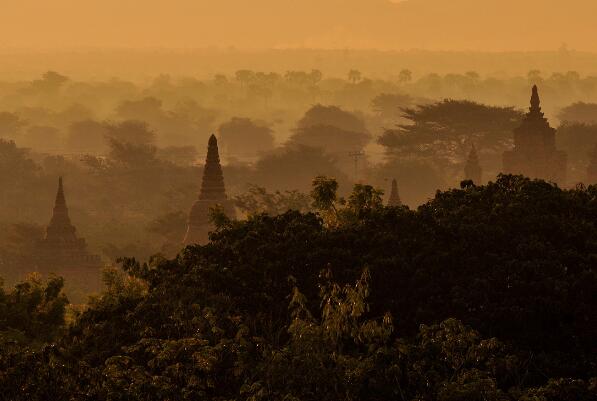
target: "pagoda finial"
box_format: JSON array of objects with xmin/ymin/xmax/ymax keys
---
[
  {"xmin": 530, "ymin": 85, "xmax": 541, "ymax": 114},
  {"xmin": 199, "ymin": 134, "xmax": 227, "ymax": 200},
  {"xmin": 387, "ymin": 178, "xmax": 401, "ymax": 207}
]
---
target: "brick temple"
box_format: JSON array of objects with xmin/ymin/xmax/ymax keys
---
[
  {"xmin": 503, "ymin": 86, "xmax": 567, "ymax": 183},
  {"xmin": 36, "ymin": 177, "xmax": 102, "ymax": 288}
]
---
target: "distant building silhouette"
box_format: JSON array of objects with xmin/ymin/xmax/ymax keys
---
[
  {"xmin": 184, "ymin": 134, "xmax": 235, "ymax": 245},
  {"xmin": 464, "ymin": 145, "xmax": 482, "ymax": 184},
  {"xmin": 503, "ymin": 85, "xmax": 567, "ymax": 183},
  {"xmin": 37, "ymin": 177, "xmax": 102, "ymax": 275},
  {"xmin": 387, "ymin": 178, "xmax": 401, "ymax": 206}
]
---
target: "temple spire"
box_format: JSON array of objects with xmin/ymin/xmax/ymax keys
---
[
  {"xmin": 387, "ymin": 178, "xmax": 401, "ymax": 207},
  {"xmin": 199, "ymin": 134, "xmax": 227, "ymax": 200},
  {"xmin": 45, "ymin": 176, "xmax": 78, "ymax": 244},
  {"xmin": 37, "ymin": 176, "xmax": 103, "ymax": 279},
  {"xmin": 529, "ymin": 85, "xmax": 543, "ymax": 116},
  {"xmin": 464, "ymin": 145, "xmax": 482, "ymax": 184},
  {"xmin": 184, "ymin": 134, "xmax": 235, "ymax": 245},
  {"xmin": 503, "ymin": 85, "xmax": 566, "ymax": 183},
  {"xmin": 49, "ymin": 176, "xmax": 72, "ymax": 228}
]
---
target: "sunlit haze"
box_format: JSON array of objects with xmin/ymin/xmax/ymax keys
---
[
  {"xmin": 1, "ymin": 3, "xmax": 596, "ymax": 398},
  {"xmin": 2, "ymin": 0, "xmax": 597, "ymax": 51}
]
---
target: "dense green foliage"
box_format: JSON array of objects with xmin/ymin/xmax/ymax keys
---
[
  {"xmin": 0, "ymin": 175, "xmax": 596, "ymax": 400},
  {"xmin": 0, "ymin": 275, "xmax": 68, "ymax": 345}
]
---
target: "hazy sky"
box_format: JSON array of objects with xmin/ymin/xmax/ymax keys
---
[{"xmin": 2, "ymin": 0, "xmax": 597, "ymax": 51}]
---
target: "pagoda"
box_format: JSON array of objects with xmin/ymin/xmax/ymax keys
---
[
  {"xmin": 387, "ymin": 178, "xmax": 401, "ymax": 207},
  {"xmin": 37, "ymin": 177, "xmax": 102, "ymax": 273},
  {"xmin": 184, "ymin": 134, "xmax": 235, "ymax": 245},
  {"xmin": 502, "ymin": 86, "xmax": 567, "ymax": 183},
  {"xmin": 464, "ymin": 145, "xmax": 482, "ymax": 184}
]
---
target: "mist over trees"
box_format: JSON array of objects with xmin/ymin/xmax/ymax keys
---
[
  {"xmin": 218, "ymin": 117, "xmax": 275, "ymax": 157},
  {"xmin": 1, "ymin": 67, "xmax": 597, "ymax": 275},
  {"xmin": 0, "ymin": 64, "xmax": 597, "ymax": 398},
  {"xmin": 2, "ymin": 0, "xmax": 597, "ymax": 394}
]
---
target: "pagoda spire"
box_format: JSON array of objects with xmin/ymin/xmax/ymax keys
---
[
  {"xmin": 183, "ymin": 134, "xmax": 235, "ymax": 245},
  {"xmin": 387, "ymin": 178, "xmax": 401, "ymax": 207},
  {"xmin": 199, "ymin": 134, "xmax": 227, "ymax": 200},
  {"xmin": 503, "ymin": 85, "xmax": 567, "ymax": 184},
  {"xmin": 529, "ymin": 85, "xmax": 544, "ymax": 117},
  {"xmin": 37, "ymin": 176, "xmax": 103, "ymax": 277},
  {"xmin": 464, "ymin": 145, "xmax": 482, "ymax": 184},
  {"xmin": 49, "ymin": 177, "xmax": 72, "ymax": 228},
  {"xmin": 45, "ymin": 177, "xmax": 78, "ymax": 243}
]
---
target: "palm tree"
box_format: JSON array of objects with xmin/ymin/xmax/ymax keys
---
[{"xmin": 235, "ymin": 70, "xmax": 255, "ymax": 88}]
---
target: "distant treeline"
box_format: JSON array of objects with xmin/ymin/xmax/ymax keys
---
[
  {"xmin": 2, "ymin": 48, "xmax": 597, "ymax": 80},
  {"xmin": 3, "ymin": 67, "xmax": 597, "ymax": 291}
]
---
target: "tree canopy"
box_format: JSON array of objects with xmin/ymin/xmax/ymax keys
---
[
  {"xmin": 0, "ymin": 174, "xmax": 595, "ymax": 400},
  {"xmin": 379, "ymin": 100, "xmax": 523, "ymax": 181}
]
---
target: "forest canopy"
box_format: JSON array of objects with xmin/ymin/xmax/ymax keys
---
[{"xmin": 0, "ymin": 175, "xmax": 595, "ymax": 400}]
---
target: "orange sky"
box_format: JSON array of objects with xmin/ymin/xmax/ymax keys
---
[{"xmin": 1, "ymin": 0, "xmax": 597, "ymax": 51}]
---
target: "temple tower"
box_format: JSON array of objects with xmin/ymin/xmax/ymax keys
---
[
  {"xmin": 387, "ymin": 178, "xmax": 401, "ymax": 207},
  {"xmin": 37, "ymin": 177, "xmax": 102, "ymax": 277},
  {"xmin": 44, "ymin": 177, "xmax": 79, "ymax": 247},
  {"xmin": 464, "ymin": 145, "xmax": 482, "ymax": 184},
  {"xmin": 502, "ymin": 86, "xmax": 567, "ymax": 183},
  {"xmin": 184, "ymin": 135, "xmax": 235, "ymax": 245}
]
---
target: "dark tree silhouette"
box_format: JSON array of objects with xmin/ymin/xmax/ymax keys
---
[{"xmin": 218, "ymin": 117, "xmax": 275, "ymax": 157}]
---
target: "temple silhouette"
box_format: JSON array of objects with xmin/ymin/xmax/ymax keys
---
[
  {"xmin": 387, "ymin": 179, "xmax": 401, "ymax": 206},
  {"xmin": 464, "ymin": 145, "xmax": 482, "ymax": 184},
  {"xmin": 184, "ymin": 134, "xmax": 235, "ymax": 245},
  {"xmin": 36, "ymin": 177, "xmax": 102, "ymax": 274},
  {"xmin": 502, "ymin": 86, "xmax": 567, "ymax": 183}
]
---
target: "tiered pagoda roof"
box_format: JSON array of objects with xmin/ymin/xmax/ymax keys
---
[
  {"xmin": 184, "ymin": 135, "xmax": 235, "ymax": 245},
  {"xmin": 502, "ymin": 86, "xmax": 567, "ymax": 183},
  {"xmin": 37, "ymin": 177, "xmax": 102, "ymax": 272}
]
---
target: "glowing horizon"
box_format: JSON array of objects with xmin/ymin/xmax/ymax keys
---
[{"xmin": 2, "ymin": 0, "xmax": 597, "ymax": 52}]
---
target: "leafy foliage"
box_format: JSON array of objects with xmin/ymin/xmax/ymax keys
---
[
  {"xmin": 379, "ymin": 100, "xmax": 523, "ymax": 181},
  {"xmin": 218, "ymin": 117, "xmax": 275, "ymax": 156},
  {"xmin": 234, "ymin": 185, "xmax": 311, "ymax": 216},
  {"xmin": 291, "ymin": 104, "xmax": 370, "ymax": 153},
  {"xmin": 1, "ymin": 175, "xmax": 596, "ymax": 400},
  {"xmin": 0, "ymin": 274, "xmax": 68, "ymax": 345},
  {"xmin": 558, "ymin": 102, "xmax": 597, "ymax": 124}
]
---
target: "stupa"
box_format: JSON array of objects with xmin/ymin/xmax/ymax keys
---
[
  {"xmin": 37, "ymin": 177, "xmax": 102, "ymax": 273},
  {"xmin": 184, "ymin": 134, "xmax": 235, "ymax": 245},
  {"xmin": 502, "ymin": 86, "xmax": 567, "ymax": 183}
]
